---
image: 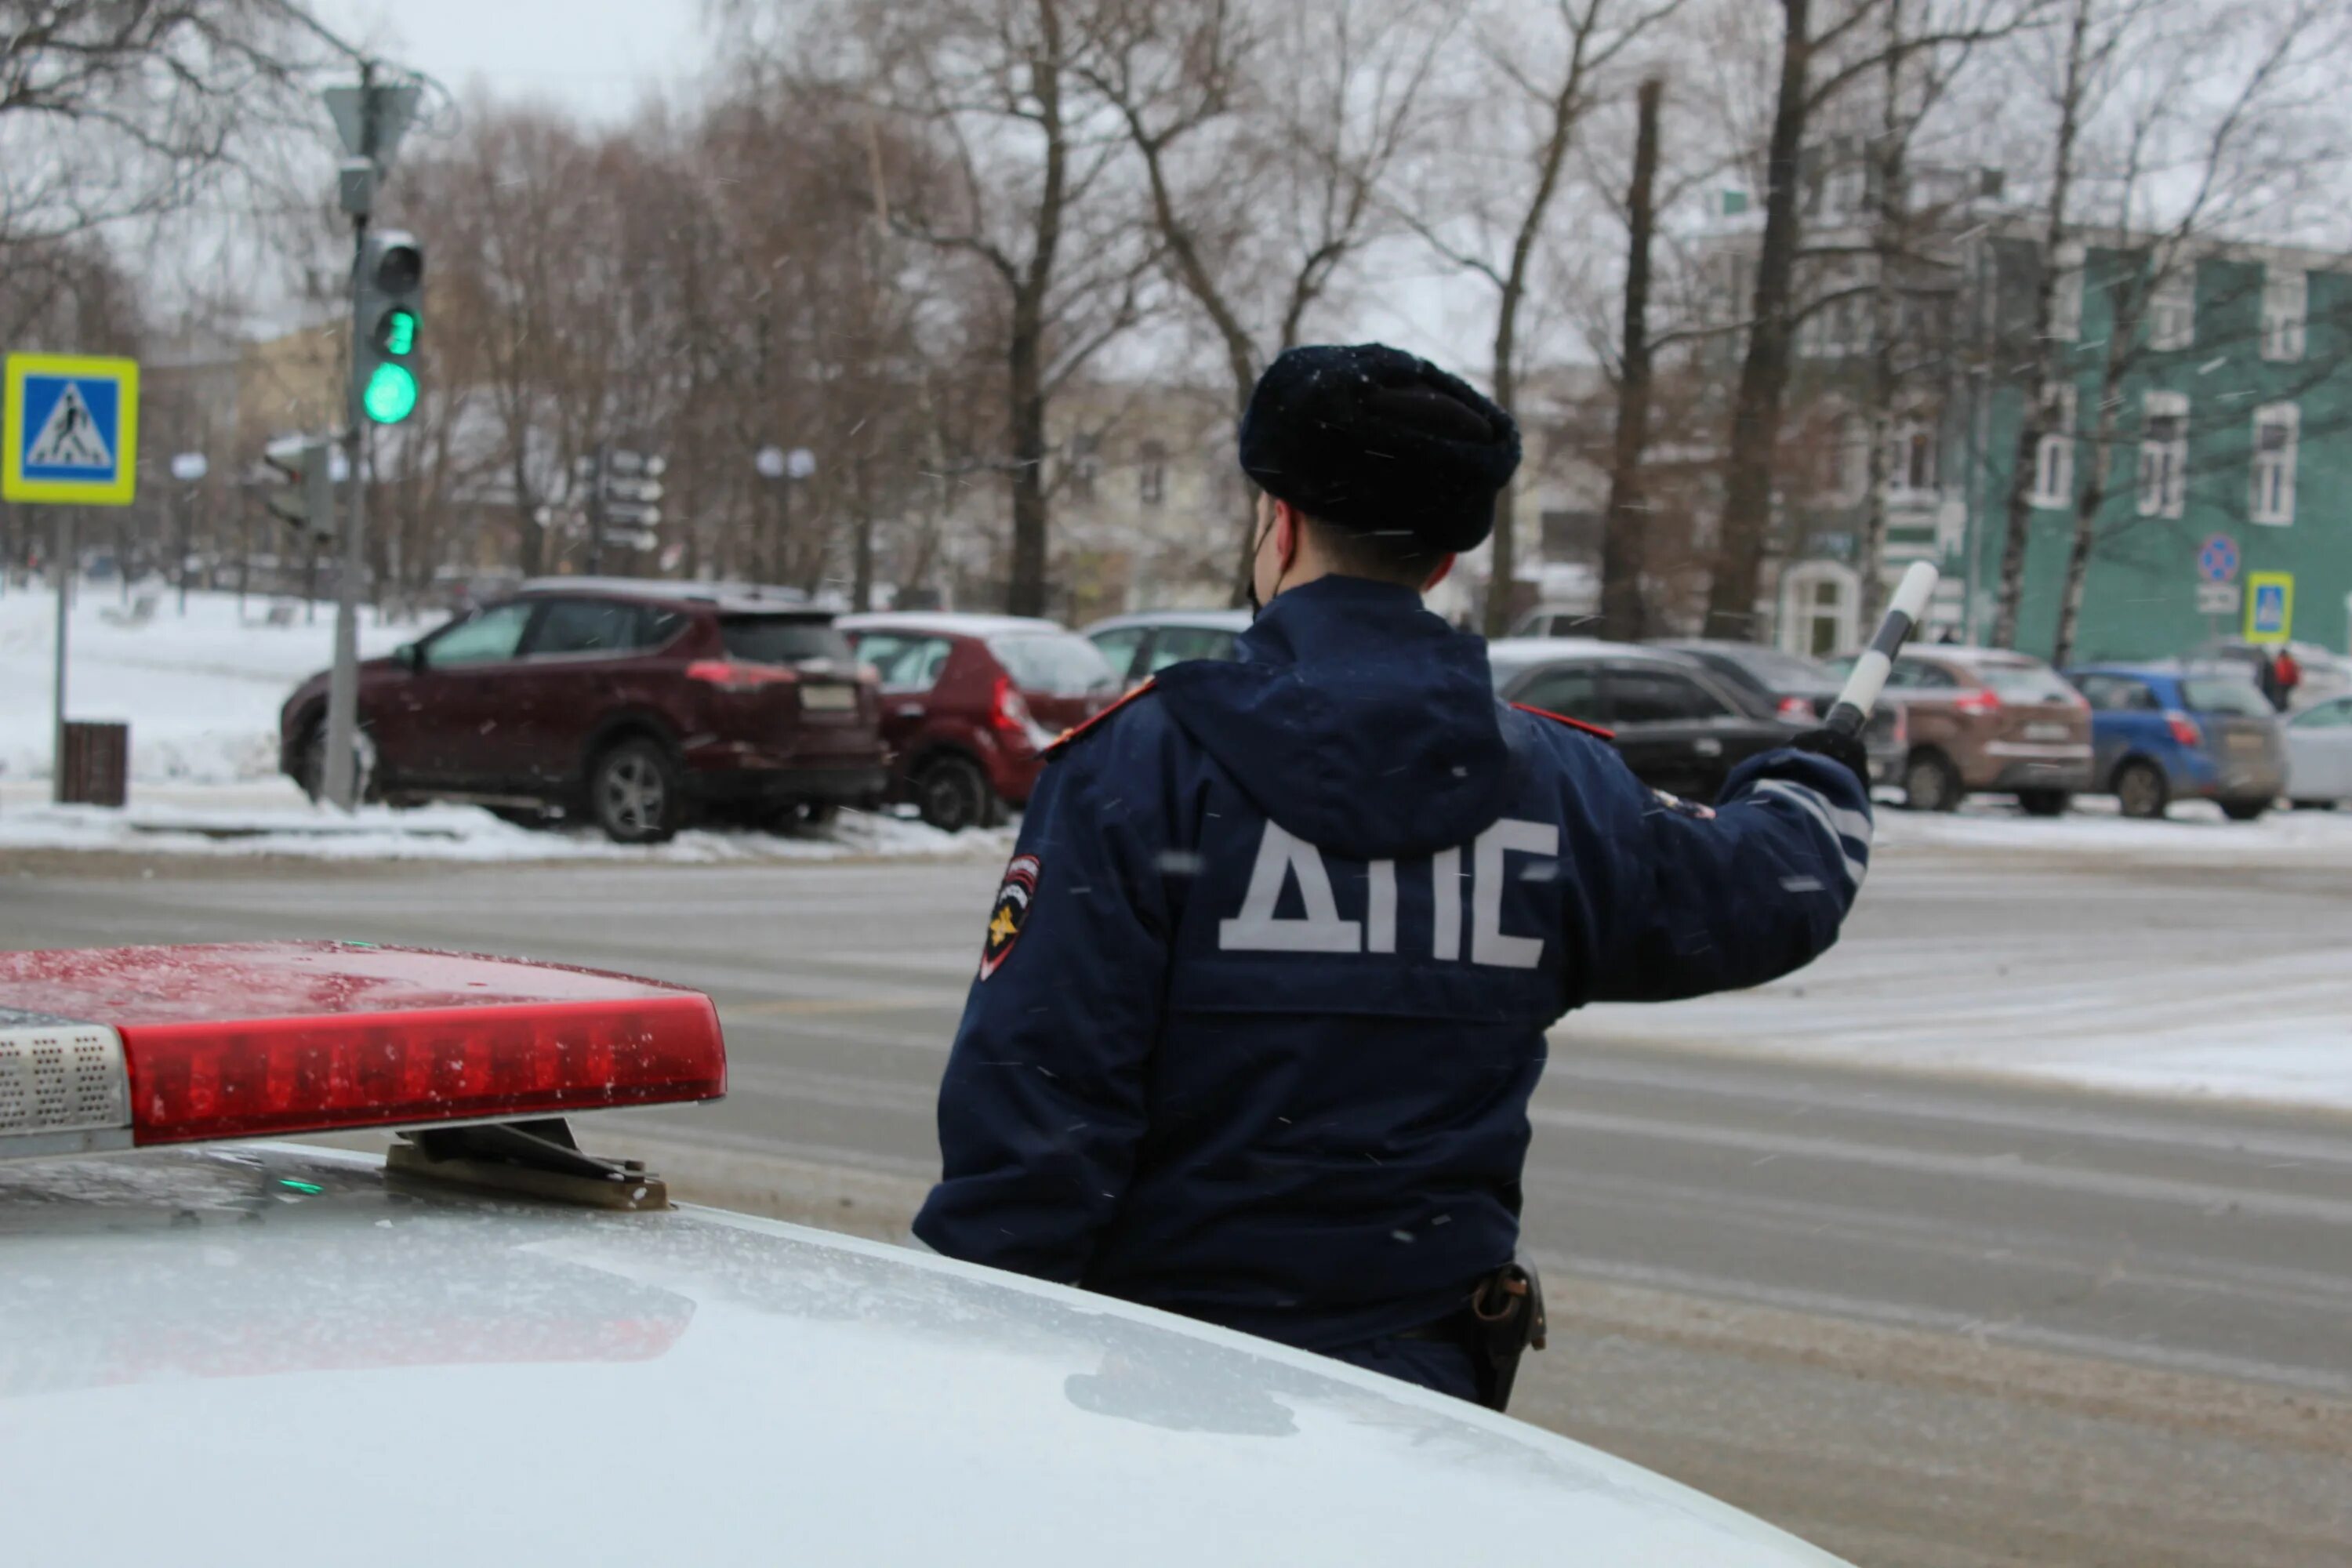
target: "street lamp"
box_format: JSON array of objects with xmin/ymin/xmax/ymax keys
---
[
  {"xmin": 753, "ymin": 445, "xmax": 815, "ymax": 584},
  {"xmin": 170, "ymin": 452, "xmax": 208, "ymax": 615}
]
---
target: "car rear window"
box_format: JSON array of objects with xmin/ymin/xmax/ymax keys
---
[
  {"xmin": 988, "ymin": 633, "xmax": 1119, "ymax": 695},
  {"xmin": 721, "ymin": 615, "xmax": 852, "ymax": 666},
  {"xmin": 1721, "ymin": 646, "xmax": 1834, "ymax": 688},
  {"xmin": 1975, "ymin": 660, "xmax": 2075, "ymax": 702},
  {"xmin": 2184, "ymin": 678, "xmax": 2274, "ymax": 717}
]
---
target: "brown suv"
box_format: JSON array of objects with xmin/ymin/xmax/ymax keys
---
[
  {"xmin": 1882, "ymin": 647, "xmax": 2092, "ymax": 814},
  {"xmin": 280, "ymin": 580, "xmax": 887, "ymax": 843}
]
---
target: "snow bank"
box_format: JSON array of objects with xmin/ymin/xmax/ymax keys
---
[
  {"xmin": 1875, "ymin": 794, "xmax": 2352, "ymax": 858},
  {"xmin": 0, "ymin": 584, "xmax": 410, "ymax": 786},
  {"xmin": 0, "ymin": 797, "xmax": 1019, "ymax": 865}
]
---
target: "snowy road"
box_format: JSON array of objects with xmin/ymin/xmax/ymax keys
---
[{"xmin": 5, "ymin": 842, "xmax": 2348, "ymax": 1566}]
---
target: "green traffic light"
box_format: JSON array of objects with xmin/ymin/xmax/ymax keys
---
[
  {"xmin": 381, "ymin": 307, "xmax": 416, "ymax": 356},
  {"xmin": 363, "ymin": 361, "xmax": 419, "ymax": 424}
]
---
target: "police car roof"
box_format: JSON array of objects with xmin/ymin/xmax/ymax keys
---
[
  {"xmin": 1080, "ymin": 608, "xmax": 1254, "ymax": 636},
  {"xmin": 0, "ymin": 1142, "xmax": 1849, "ymax": 1568},
  {"xmin": 837, "ymin": 611, "xmax": 1071, "ymax": 637}
]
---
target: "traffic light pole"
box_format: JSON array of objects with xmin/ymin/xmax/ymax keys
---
[
  {"xmin": 321, "ymin": 62, "xmax": 383, "ymax": 814},
  {"xmin": 50, "ymin": 510, "xmax": 71, "ymax": 805}
]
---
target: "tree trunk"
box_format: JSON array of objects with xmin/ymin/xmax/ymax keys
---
[
  {"xmin": 1006, "ymin": 294, "xmax": 1050, "ymax": 616},
  {"xmin": 2053, "ymin": 286, "xmax": 2140, "ymax": 667},
  {"xmin": 1600, "ymin": 76, "xmax": 1664, "ymax": 644},
  {"xmin": 1856, "ymin": 0, "xmax": 1906, "ymax": 633},
  {"xmin": 1991, "ymin": 0, "xmax": 2090, "ymax": 648},
  {"xmin": 1484, "ymin": 317, "xmax": 1520, "ymax": 637},
  {"xmin": 1708, "ymin": 0, "xmax": 1814, "ymax": 638}
]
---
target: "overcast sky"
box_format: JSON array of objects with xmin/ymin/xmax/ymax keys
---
[{"xmin": 314, "ymin": 0, "xmax": 713, "ymax": 119}]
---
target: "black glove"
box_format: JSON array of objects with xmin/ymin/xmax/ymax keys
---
[{"xmin": 1790, "ymin": 727, "xmax": 1869, "ymax": 788}]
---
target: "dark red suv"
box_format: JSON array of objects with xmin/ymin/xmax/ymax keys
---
[
  {"xmin": 280, "ymin": 581, "xmax": 887, "ymax": 843},
  {"xmin": 839, "ymin": 613, "xmax": 1120, "ymax": 831}
]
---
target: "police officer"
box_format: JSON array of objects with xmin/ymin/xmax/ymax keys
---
[{"xmin": 912, "ymin": 343, "xmax": 1873, "ymax": 1409}]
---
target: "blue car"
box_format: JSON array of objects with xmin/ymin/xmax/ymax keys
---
[{"xmin": 2066, "ymin": 663, "xmax": 2288, "ymax": 821}]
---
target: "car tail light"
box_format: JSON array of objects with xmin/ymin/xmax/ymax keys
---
[
  {"xmin": 0, "ymin": 943, "xmax": 726, "ymax": 1156},
  {"xmin": 991, "ymin": 673, "xmax": 1035, "ymax": 736},
  {"xmin": 2165, "ymin": 710, "xmax": 2203, "ymax": 747},
  {"xmin": 1777, "ymin": 695, "xmax": 1816, "ymax": 721},
  {"xmin": 687, "ymin": 659, "xmax": 797, "ymax": 692},
  {"xmin": 1953, "ymin": 688, "xmax": 2002, "ymax": 716}
]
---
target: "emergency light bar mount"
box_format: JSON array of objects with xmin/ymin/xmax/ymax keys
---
[{"xmin": 388, "ymin": 1117, "xmax": 670, "ymax": 1211}]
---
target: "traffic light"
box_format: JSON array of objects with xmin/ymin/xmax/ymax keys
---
[
  {"xmin": 260, "ymin": 435, "xmax": 336, "ymax": 540},
  {"xmin": 352, "ymin": 230, "xmax": 423, "ymax": 426}
]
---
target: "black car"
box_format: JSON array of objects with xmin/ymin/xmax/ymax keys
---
[
  {"xmin": 1487, "ymin": 639, "xmax": 1798, "ymax": 801},
  {"xmin": 1656, "ymin": 638, "xmax": 1906, "ymax": 786}
]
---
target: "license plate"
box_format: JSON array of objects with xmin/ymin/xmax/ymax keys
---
[
  {"xmin": 2025, "ymin": 723, "xmax": 2070, "ymax": 741},
  {"xmin": 800, "ymin": 684, "xmax": 855, "ymax": 712},
  {"xmin": 2226, "ymin": 731, "xmax": 2263, "ymax": 753}
]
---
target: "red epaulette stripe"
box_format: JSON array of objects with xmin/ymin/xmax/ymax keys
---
[
  {"xmin": 1044, "ymin": 678, "xmax": 1159, "ymax": 756},
  {"xmin": 1511, "ymin": 701, "xmax": 1615, "ymax": 741}
]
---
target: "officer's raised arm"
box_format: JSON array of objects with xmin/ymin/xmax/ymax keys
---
[
  {"xmin": 912, "ymin": 702, "xmax": 1180, "ymax": 1284},
  {"xmin": 1537, "ymin": 722, "xmax": 1873, "ymax": 1004}
]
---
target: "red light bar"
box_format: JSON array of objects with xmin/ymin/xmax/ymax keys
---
[{"xmin": 0, "ymin": 943, "xmax": 726, "ymax": 1152}]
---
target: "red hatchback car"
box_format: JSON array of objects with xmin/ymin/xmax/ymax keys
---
[
  {"xmin": 839, "ymin": 613, "xmax": 1121, "ymax": 831},
  {"xmin": 280, "ymin": 581, "xmax": 887, "ymax": 844}
]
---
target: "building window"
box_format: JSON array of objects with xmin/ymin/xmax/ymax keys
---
[
  {"xmin": 1889, "ymin": 418, "xmax": 1938, "ymax": 498},
  {"xmin": 2148, "ymin": 268, "xmax": 2196, "ymax": 351},
  {"xmin": 1137, "ymin": 440, "xmax": 1167, "ymax": 507},
  {"xmin": 1781, "ymin": 562, "xmax": 1860, "ymax": 659},
  {"xmin": 1713, "ymin": 249, "xmax": 1756, "ymax": 324},
  {"xmin": 1064, "ymin": 433, "xmax": 1098, "ymax": 503},
  {"xmin": 2251, "ymin": 402, "xmax": 2299, "ymax": 525},
  {"xmin": 2137, "ymin": 390, "xmax": 2189, "ymax": 518},
  {"xmin": 1835, "ymin": 416, "xmax": 1871, "ymax": 506},
  {"xmin": 2030, "ymin": 384, "xmax": 2078, "ymax": 510},
  {"xmin": 2262, "ymin": 267, "xmax": 2307, "ymax": 362},
  {"xmin": 2049, "ymin": 244, "xmax": 2084, "ymax": 341}
]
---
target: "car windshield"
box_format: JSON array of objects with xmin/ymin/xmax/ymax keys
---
[
  {"xmin": 2183, "ymin": 678, "xmax": 2274, "ymax": 717},
  {"xmin": 1973, "ymin": 660, "xmax": 2075, "ymax": 703},
  {"xmin": 721, "ymin": 616, "xmax": 853, "ymax": 666},
  {"xmin": 988, "ymin": 633, "xmax": 1118, "ymax": 695}
]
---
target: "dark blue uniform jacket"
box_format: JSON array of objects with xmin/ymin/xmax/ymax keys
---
[{"xmin": 913, "ymin": 576, "xmax": 1871, "ymax": 1352}]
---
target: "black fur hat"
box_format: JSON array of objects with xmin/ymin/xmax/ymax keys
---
[{"xmin": 1238, "ymin": 343, "xmax": 1521, "ymax": 554}]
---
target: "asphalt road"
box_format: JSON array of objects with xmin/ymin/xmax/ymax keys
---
[{"xmin": 5, "ymin": 844, "xmax": 2349, "ymax": 1567}]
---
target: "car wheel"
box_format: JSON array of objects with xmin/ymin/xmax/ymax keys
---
[
  {"xmin": 915, "ymin": 755, "xmax": 988, "ymax": 833},
  {"xmin": 2113, "ymin": 759, "xmax": 2169, "ymax": 820},
  {"xmin": 2220, "ymin": 797, "xmax": 2271, "ymax": 822},
  {"xmin": 1901, "ymin": 750, "xmax": 1962, "ymax": 813},
  {"xmin": 298, "ymin": 722, "xmax": 378, "ymax": 806},
  {"xmin": 590, "ymin": 738, "xmax": 681, "ymax": 844},
  {"xmin": 2016, "ymin": 789, "xmax": 2071, "ymax": 818}
]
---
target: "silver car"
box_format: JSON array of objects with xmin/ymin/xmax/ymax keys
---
[{"xmin": 2285, "ymin": 694, "xmax": 2352, "ymax": 808}]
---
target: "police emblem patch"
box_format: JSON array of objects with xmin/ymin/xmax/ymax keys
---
[
  {"xmin": 978, "ymin": 854, "xmax": 1041, "ymax": 980},
  {"xmin": 1652, "ymin": 789, "xmax": 1716, "ymax": 821}
]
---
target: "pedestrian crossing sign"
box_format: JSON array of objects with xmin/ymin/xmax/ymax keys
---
[{"xmin": 3, "ymin": 353, "xmax": 140, "ymax": 506}]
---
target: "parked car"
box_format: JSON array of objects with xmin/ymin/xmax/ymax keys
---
[
  {"xmin": 2195, "ymin": 638, "xmax": 2352, "ymax": 710},
  {"xmin": 1510, "ymin": 604, "xmax": 1600, "ymax": 639},
  {"xmin": 2067, "ymin": 663, "xmax": 2286, "ymax": 821},
  {"xmin": 1486, "ymin": 639, "xmax": 1802, "ymax": 801},
  {"xmin": 1856, "ymin": 647, "xmax": 2093, "ymax": 814},
  {"xmin": 279, "ymin": 579, "xmax": 886, "ymax": 844},
  {"xmin": 840, "ymin": 612, "xmax": 1121, "ymax": 832},
  {"xmin": 2285, "ymin": 694, "xmax": 2352, "ymax": 808},
  {"xmin": 1650, "ymin": 638, "xmax": 1907, "ymax": 787},
  {"xmin": 0, "ymin": 940, "xmax": 1856, "ymax": 1568},
  {"xmin": 1082, "ymin": 608, "xmax": 1251, "ymax": 688}
]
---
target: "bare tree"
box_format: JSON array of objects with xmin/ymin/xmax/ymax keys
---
[
  {"xmin": 1706, "ymin": 0, "xmax": 2042, "ymax": 637},
  {"xmin": 1082, "ymin": 0, "xmax": 1450, "ymax": 601},
  {"xmin": 1598, "ymin": 74, "xmax": 1664, "ymax": 641},
  {"xmin": 855, "ymin": 0, "xmax": 1152, "ymax": 617}
]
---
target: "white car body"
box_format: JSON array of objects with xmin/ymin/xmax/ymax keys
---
[
  {"xmin": 0, "ymin": 1142, "xmax": 1849, "ymax": 1567},
  {"xmin": 2285, "ymin": 694, "xmax": 2352, "ymax": 804}
]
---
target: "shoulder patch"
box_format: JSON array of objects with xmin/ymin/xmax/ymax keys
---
[
  {"xmin": 1510, "ymin": 701, "xmax": 1615, "ymax": 742},
  {"xmin": 1044, "ymin": 679, "xmax": 1159, "ymax": 757}
]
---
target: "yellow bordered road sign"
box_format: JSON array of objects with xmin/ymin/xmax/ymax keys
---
[{"xmin": 2, "ymin": 353, "xmax": 140, "ymax": 506}]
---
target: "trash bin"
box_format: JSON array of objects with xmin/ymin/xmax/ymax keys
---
[{"xmin": 60, "ymin": 721, "xmax": 129, "ymax": 808}]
